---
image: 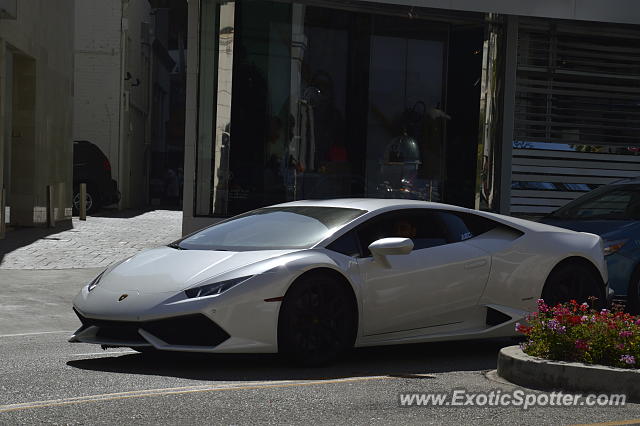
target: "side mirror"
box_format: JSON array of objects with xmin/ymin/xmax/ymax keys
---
[{"xmin": 368, "ymin": 237, "xmax": 414, "ymax": 268}]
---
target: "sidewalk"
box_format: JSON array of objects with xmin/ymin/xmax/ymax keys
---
[{"xmin": 0, "ymin": 210, "xmax": 182, "ymax": 270}]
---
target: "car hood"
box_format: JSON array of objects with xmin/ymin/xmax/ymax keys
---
[
  {"xmin": 540, "ymin": 217, "xmax": 639, "ymax": 239},
  {"xmin": 98, "ymin": 246, "xmax": 295, "ymax": 294}
]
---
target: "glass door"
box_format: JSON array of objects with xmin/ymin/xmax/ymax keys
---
[{"xmin": 366, "ymin": 16, "xmax": 448, "ymax": 201}]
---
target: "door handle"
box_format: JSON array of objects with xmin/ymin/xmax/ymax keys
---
[{"xmin": 465, "ymin": 259, "xmax": 487, "ymax": 270}]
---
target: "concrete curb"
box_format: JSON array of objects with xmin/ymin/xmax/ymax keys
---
[{"xmin": 497, "ymin": 345, "xmax": 640, "ymax": 401}]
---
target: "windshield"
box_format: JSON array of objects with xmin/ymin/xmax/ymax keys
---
[
  {"xmin": 550, "ymin": 184, "xmax": 640, "ymax": 220},
  {"xmin": 177, "ymin": 206, "xmax": 366, "ymax": 251}
]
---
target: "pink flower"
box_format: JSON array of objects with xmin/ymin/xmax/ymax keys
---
[
  {"xmin": 620, "ymin": 330, "xmax": 633, "ymax": 338},
  {"xmin": 537, "ymin": 299, "xmax": 549, "ymax": 313},
  {"xmin": 621, "ymin": 355, "xmax": 636, "ymax": 365}
]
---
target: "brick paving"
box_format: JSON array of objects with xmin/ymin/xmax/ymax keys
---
[{"xmin": 0, "ymin": 210, "xmax": 182, "ymax": 270}]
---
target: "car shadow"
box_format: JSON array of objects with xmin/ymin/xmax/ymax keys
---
[{"xmin": 66, "ymin": 338, "xmax": 516, "ymax": 381}]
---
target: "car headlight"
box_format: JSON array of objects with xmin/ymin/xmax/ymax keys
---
[
  {"xmin": 87, "ymin": 270, "xmax": 106, "ymax": 292},
  {"xmin": 603, "ymin": 239, "xmax": 628, "ymax": 256},
  {"xmin": 87, "ymin": 257, "xmax": 131, "ymax": 292},
  {"xmin": 184, "ymin": 276, "xmax": 253, "ymax": 299}
]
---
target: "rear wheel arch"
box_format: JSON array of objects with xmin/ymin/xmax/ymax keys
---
[
  {"xmin": 549, "ymin": 256, "xmax": 604, "ymax": 283},
  {"xmin": 542, "ymin": 256, "xmax": 606, "ymax": 305}
]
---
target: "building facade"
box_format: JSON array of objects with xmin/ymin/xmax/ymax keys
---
[
  {"xmin": 182, "ymin": 0, "xmax": 640, "ymax": 234},
  {"xmin": 74, "ymin": 0, "xmax": 177, "ymax": 210},
  {"xmin": 0, "ymin": 0, "xmax": 75, "ymax": 234}
]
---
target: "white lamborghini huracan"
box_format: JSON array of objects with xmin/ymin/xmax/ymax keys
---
[{"xmin": 70, "ymin": 199, "xmax": 611, "ymax": 364}]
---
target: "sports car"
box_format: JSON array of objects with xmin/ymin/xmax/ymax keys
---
[{"xmin": 70, "ymin": 199, "xmax": 611, "ymax": 364}]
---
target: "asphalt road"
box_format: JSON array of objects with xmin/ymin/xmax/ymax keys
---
[{"xmin": 2, "ymin": 269, "xmax": 640, "ymax": 425}]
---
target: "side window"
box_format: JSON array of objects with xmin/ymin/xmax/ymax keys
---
[
  {"xmin": 356, "ymin": 210, "xmax": 449, "ymax": 256},
  {"xmin": 455, "ymin": 212, "xmax": 499, "ymax": 238},
  {"xmin": 437, "ymin": 212, "xmax": 473, "ymax": 243},
  {"xmin": 326, "ymin": 231, "xmax": 361, "ymax": 258}
]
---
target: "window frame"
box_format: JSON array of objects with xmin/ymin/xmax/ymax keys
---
[{"xmin": 324, "ymin": 207, "xmax": 509, "ymax": 259}]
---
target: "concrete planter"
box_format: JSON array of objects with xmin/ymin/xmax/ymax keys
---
[{"xmin": 497, "ymin": 345, "xmax": 640, "ymax": 401}]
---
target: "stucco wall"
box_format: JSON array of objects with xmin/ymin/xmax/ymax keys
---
[
  {"xmin": 0, "ymin": 0, "xmax": 75, "ymax": 227},
  {"xmin": 74, "ymin": 0, "xmax": 152, "ymax": 209},
  {"xmin": 73, "ymin": 0, "xmax": 122, "ymax": 178}
]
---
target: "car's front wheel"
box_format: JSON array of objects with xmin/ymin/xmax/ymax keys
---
[
  {"xmin": 541, "ymin": 261, "xmax": 604, "ymax": 308},
  {"xmin": 278, "ymin": 272, "xmax": 357, "ymax": 366}
]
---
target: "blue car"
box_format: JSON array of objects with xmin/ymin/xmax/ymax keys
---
[{"xmin": 541, "ymin": 178, "xmax": 640, "ymax": 312}]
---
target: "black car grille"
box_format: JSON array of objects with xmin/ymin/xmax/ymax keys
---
[{"xmin": 74, "ymin": 309, "xmax": 230, "ymax": 347}]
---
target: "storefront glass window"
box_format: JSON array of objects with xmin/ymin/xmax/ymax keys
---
[{"xmin": 195, "ymin": 0, "xmax": 484, "ymax": 217}]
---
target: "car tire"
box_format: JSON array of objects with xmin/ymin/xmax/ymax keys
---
[
  {"xmin": 626, "ymin": 267, "xmax": 640, "ymax": 314},
  {"xmin": 278, "ymin": 272, "xmax": 357, "ymax": 366},
  {"xmin": 541, "ymin": 261, "xmax": 604, "ymax": 309},
  {"xmin": 73, "ymin": 187, "xmax": 98, "ymax": 215}
]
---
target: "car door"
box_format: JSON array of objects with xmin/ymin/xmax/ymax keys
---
[{"xmin": 355, "ymin": 209, "xmax": 491, "ymax": 336}]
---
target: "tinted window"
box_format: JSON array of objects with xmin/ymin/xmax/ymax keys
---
[
  {"xmin": 551, "ymin": 185, "xmax": 640, "ymax": 220},
  {"xmin": 451, "ymin": 212, "xmax": 499, "ymax": 239},
  {"xmin": 356, "ymin": 210, "xmax": 449, "ymax": 256},
  {"xmin": 326, "ymin": 231, "xmax": 361, "ymax": 257},
  {"xmin": 437, "ymin": 212, "xmax": 472, "ymax": 243},
  {"xmin": 178, "ymin": 206, "xmax": 366, "ymax": 251}
]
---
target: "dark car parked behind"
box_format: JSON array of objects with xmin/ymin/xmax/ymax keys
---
[
  {"xmin": 541, "ymin": 178, "xmax": 640, "ymax": 312},
  {"xmin": 73, "ymin": 140, "xmax": 120, "ymax": 214}
]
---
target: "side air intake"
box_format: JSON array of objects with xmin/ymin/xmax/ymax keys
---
[{"xmin": 486, "ymin": 307, "xmax": 513, "ymax": 327}]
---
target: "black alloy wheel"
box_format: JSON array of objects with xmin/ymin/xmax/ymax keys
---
[
  {"xmin": 73, "ymin": 189, "xmax": 96, "ymax": 214},
  {"xmin": 278, "ymin": 272, "xmax": 357, "ymax": 366},
  {"xmin": 541, "ymin": 262, "xmax": 604, "ymax": 309}
]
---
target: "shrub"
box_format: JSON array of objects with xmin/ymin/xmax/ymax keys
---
[{"xmin": 517, "ymin": 299, "xmax": 640, "ymax": 369}]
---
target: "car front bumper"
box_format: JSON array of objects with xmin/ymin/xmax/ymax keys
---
[
  {"xmin": 69, "ymin": 273, "xmax": 287, "ymax": 353},
  {"xmin": 606, "ymin": 251, "xmax": 637, "ymax": 298}
]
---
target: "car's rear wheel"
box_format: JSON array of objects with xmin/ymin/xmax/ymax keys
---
[
  {"xmin": 541, "ymin": 261, "xmax": 604, "ymax": 308},
  {"xmin": 278, "ymin": 272, "xmax": 356, "ymax": 366}
]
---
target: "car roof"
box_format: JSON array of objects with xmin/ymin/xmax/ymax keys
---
[
  {"xmin": 273, "ymin": 198, "xmax": 578, "ymax": 237},
  {"xmin": 271, "ymin": 198, "xmax": 470, "ymax": 213}
]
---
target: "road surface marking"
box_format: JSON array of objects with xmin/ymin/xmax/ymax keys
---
[
  {"xmin": 68, "ymin": 350, "xmax": 137, "ymax": 357},
  {"xmin": 0, "ymin": 330, "xmax": 72, "ymax": 338},
  {"xmin": 571, "ymin": 420, "xmax": 640, "ymax": 426},
  {"xmin": 0, "ymin": 376, "xmax": 388, "ymax": 413}
]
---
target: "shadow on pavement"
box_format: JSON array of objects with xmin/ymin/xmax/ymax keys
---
[
  {"xmin": 0, "ymin": 221, "xmax": 73, "ymax": 265},
  {"xmin": 67, "ymin": 338, "xmax": 515, "ymax": 381},
  {"xmin": 88, "ymin": 207, "xmax": 182, "ymax": 219}
]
